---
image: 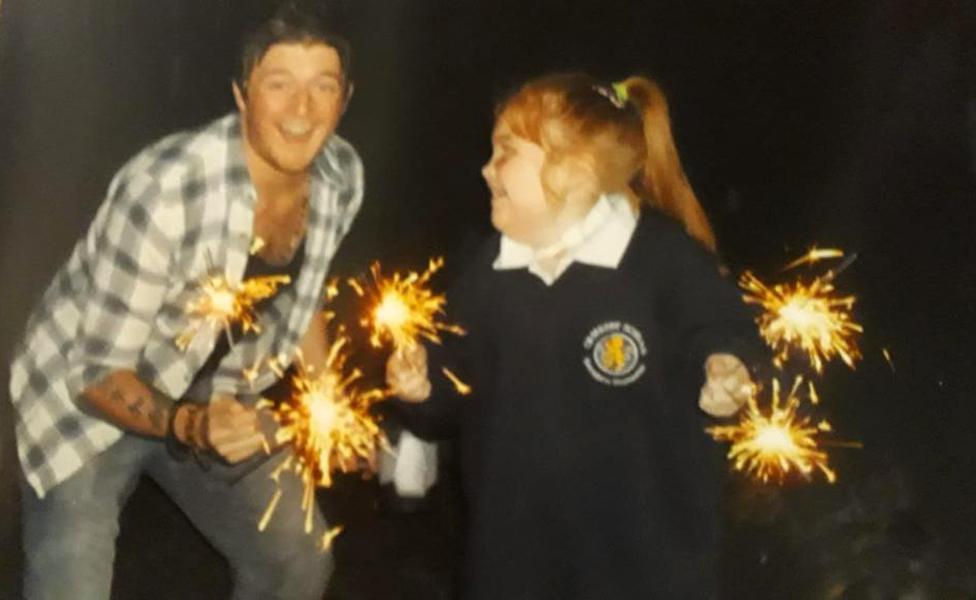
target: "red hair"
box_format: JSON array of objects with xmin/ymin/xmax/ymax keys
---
[{"xmin": 496, "ymin": 73, "xmax": 717, "ymax": 252}]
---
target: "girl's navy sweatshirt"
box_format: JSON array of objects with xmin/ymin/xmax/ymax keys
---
[{"xmin": 389, "ymin": 211, "xmax": 762, "ymax": 599}]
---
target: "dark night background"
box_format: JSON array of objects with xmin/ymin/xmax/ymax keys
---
[{"xmin": 1, "ymin": 0, "xmax": 975, "ymax": 598}]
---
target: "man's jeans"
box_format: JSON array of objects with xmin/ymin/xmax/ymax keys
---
[{"xmin": 21, "ymin": 435, "xmax": 331, "ymax": 600}]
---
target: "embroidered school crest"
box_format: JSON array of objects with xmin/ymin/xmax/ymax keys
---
[{"xmin": 583, "ymin": 321, "xmax": 647, "ymax": 386}]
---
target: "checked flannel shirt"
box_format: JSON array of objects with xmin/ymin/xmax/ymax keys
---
[{"xmin": 10, "ymin": 114, "xmax": 364, "ymax": 498}]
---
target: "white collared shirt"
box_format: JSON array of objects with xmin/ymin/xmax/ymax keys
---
[{"xmin": 493, "ymin": 193, "xmax": 638, "ymax": 285}]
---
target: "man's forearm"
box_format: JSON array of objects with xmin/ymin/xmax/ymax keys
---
[{"xmin": 80, "ymin": 369, "xmax": 174, "ymax": 438}]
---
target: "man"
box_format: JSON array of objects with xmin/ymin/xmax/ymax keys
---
[{"xmin": 9, "ymin": 7, "xmax": 361, "ymax": 599}]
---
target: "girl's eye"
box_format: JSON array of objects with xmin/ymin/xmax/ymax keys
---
[{"xmin": 314, "ymin": 81, "xmax": 339, "ymax": 94}]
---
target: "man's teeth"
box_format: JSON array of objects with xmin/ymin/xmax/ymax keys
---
[{"xmin": 281, "ymin": 121, "xmax": 311, "ymax": 136}]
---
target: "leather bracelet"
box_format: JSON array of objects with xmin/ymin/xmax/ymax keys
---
[
  {"xmin": 165, "ymin": 402, "xmax": 214, "ymax": 470},
  {"xmin": 187, "ymin": 406, "xmax": 213, "ymax": 471},
  {"xmin": 164, "ymin": 402, "xmax": 191, "ymax": 462}
]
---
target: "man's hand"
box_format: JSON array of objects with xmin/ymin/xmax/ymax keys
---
[
  {"xmin": 699, "ymin": 353, "xmax": 754, "ymax": 418},
  {"xmin": 174, "ymin": 395, "xmax": 267, "ymax": 463},
  {"xmin": 385, "ymin": 344, "xmax": 432, "ymax": 403}
]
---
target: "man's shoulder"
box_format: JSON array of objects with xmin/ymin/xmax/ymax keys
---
[
  {"xmin": 314, "ymin": 131, "xmax": 363, "ymax": 192},
  {"xmin": 116, "ymin": 114, "xmax": 238, "ymax": 190}
]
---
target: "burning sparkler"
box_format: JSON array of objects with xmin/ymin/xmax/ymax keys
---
[
  {"xmin": 176, "ymin": 273, "xmax": 290, "ymax": 350},
  {"xmin": 258, "ymin": 334, "xmax": 388, "ymax": 534},
  {"xmin": 707, "ymin": 377, "xmax": 838, "ymax": 484},
  {"xmin": 739, "ymin": 249, "xmax": 862, "ymax": 373},
  {"xmin": 348, "ymin": 257, "xmax": 466, "ymax": 351}
]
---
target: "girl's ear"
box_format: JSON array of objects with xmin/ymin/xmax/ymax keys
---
[{"xmin": 541, "ymin": 154, "xmax": 601, "ymax": 210}]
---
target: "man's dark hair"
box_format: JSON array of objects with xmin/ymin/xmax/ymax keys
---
[{"xmin": 238, "ymin": 4, "xmax": 353, "ymax": 90}]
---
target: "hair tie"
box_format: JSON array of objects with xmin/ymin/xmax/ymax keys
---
[{"xmin": 611, "ymin": 81, "xmax": 629, "ymax": 104}]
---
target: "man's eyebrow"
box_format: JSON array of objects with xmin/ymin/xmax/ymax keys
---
[
  {"xmin": 258, "ymin": 68, "xmax": 294, "ymax": 77},
  {"xmin": 258, "ymin": 68, "xmax": 342, "ymax": 79},
  {"xmin": 311, "ymin": 70, "xmax": 343, "ymax": 80}
]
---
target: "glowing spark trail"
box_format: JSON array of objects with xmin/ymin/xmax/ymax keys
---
[
  {"xmin": 782, "ymin": 247, "xmax": 845, "ymax": 271},
  {"xmin": 176, "ymin": 273, "xmax": 290, "ymax": 350},
  {"xmin": 441, "ymin": 367, "xmax": 472, "ymax": 396},
  {"xmin": 319, "ymin": 526, "xmax": 344, "ymax": 552},
  {"xmin": 808, "ymin": 380, "xmax": 820, "ymax": 406},
  {"xmin": 249, "ymin": 236, "xmax": 267, "ymax": 256},
  {"xmin": 739, "ymin": 265, "xmax": 862, "ymax": 374},
  {"xmin": 258, "ymin": 488, "xmax": 282, "ymax": 532},
  {"xmin": 707, "ymin": 377, "xmax": 838, "ymax": 484},
  {"xmin": 324, "ymin": 277, "xmax": 341, "ymax": 302},
  {"xmin": 350, "ymin": 258, "xmax": 466, "ymax": 350},
  {"xmin": 882, "ymin": 347, "xmax": 896, "ymax": 373},
  {"xmin": 258, "ymin": 335, "xmax": 388, "ymax": 534}
]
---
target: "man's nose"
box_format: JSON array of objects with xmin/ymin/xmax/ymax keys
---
[{"xmin": 294, "ymin": 88, "xmax": 312, "ymax": 117}]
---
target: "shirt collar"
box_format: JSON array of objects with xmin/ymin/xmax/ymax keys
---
[{"xmin": 493, "ymin": 193, "xmax": 638, "ymax": 284}]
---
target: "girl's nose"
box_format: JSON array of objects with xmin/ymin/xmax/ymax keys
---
[{"xmin": 481, "ymin": 160, "xmax": 493, "ymax": 183}]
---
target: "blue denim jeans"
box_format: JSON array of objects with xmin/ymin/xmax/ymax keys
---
[{"xmin": 21, "ymin": 435, "xmax": 331, "ymax": 600}]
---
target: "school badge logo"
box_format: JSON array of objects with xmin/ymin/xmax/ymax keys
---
[{"xmin": 583, "ymin": 321, "xmax": 647, "ymax": 386}]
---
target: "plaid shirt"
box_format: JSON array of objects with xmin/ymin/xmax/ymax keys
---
[{"xmin": 9, "ymin": 114, "xmax": 364, "ymax": 497}]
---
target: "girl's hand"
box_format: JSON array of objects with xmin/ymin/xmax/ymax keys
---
[
  {"xmin": 699, "ymin": 353, "xmax": 754, "ymax": 417},
  {"xmin": 386, "ymin": 344, "xmax": 432, "ymax": 403}
]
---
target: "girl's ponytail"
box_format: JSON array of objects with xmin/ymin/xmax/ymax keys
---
[{"xmin": 618, "ymin": 77, "xmax": 717, "ymax": 253}]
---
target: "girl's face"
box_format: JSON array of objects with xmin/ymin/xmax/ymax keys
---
[{"xmin": 481, "ymin": 124, "xmax": 562, "ymax": 247}]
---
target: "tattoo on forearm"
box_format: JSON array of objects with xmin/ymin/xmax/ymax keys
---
[
  {"xmin": 147, "ymin": 388, "xmax": 169, "ymax": 432},
  {"xmin": 127, "ymin": 402, "xmax": 143, "ymax": 417},
  {"xmin": 96, "ymin": 379, "xmax": 173, "ymax": 436},
  {"xmin": 109, "ymin": 388, "xmax": 127, "ymax": 406}
]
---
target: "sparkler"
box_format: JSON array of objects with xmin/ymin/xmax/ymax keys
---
[
  {"xmin": 258, "ymin": 334, "xmax": 388, "ymax": 534},
  {"xmin": 739, "ymin": 249, "xmax": 862, "ymax": 373},
  {"xmin": 349, "ymin": 257, "xmax": 466, "ymax": 351},
  {"xmin": 176, "ymin": 273, "xmax": 290, "ymax": 350},
  {"xmin": 707, "ymin": 377, "xmax": 837, "ymax": 484}
]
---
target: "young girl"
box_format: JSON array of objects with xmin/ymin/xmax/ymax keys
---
[{"xmin": 386, "ymin": 73, "xmax": 760, "ymax": 599}]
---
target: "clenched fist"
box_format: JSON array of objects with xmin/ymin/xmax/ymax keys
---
[
  {"xmin": 174, "ymin": 395, "xmax": 268, "ymax": 463},
  {"xmin": 386, "ymin": 344, "xmax": 432, "ymax": 403},
  {"xmin": 699, "ymin": 353, "xmax": 754, "ymax": 418}
]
